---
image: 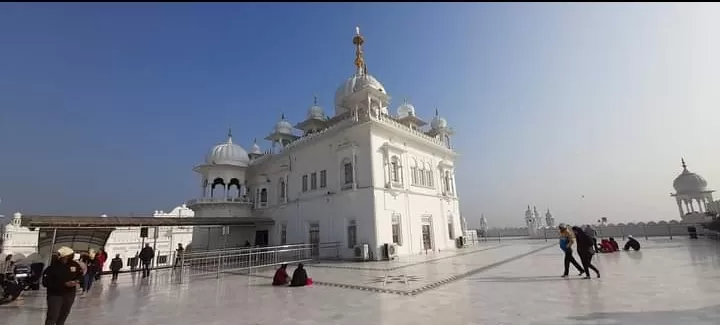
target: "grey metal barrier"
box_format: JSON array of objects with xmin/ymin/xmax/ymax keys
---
[{"xmin": 173, "ymin": 243, "xmax": 341, "ymax": 280}]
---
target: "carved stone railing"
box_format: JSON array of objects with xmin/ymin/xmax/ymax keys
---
[{"xmin": 186, "ymin": 197, "xmax": 252, "ymax": 205}]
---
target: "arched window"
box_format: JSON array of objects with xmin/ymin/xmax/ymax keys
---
[
  {"xmin": 419, "ymin": 162, "xmax": 426, "ymax": 185},
  {"xmin": 343, "ymin": 157, "xmax": 354, "ymax": 185},
  {"xmin": 390, "ymin": 156, "xmax": 401, "ymax": 183},
  {"xmin": 211, "ymin": 178, "xmax": 225, "ymax": 198}
]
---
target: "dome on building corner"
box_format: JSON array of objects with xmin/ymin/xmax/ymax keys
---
[
  {"xmin": 307, "ymin": 96, "xmax": 325, "ymax": 120},
  {"xmin": 397, "ymin": 98, "xmax": 416, "ymax": 118},
  {"xmin": 430, "ymin": 108, "xmax": 448, "ymax": 129},
  {"xmin": 673, "ymin": 159, "xmax": 708, "ymax": 193},
  {"xmin": 205, "ymin": 130, "xmax": 250, "ymax": 167},
  {"xmin": 274, "ymin": 113, "xmax": 294, "ymax": 134}
]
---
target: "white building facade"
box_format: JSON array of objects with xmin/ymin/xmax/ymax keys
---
[{"xmin": 188, "ymin": 28, "xmax": 462, "ymax": 260}]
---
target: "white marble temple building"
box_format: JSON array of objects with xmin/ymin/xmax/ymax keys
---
[{"xmin": 188, "ymin": 27, "xmax": 462, "ymax": 260}]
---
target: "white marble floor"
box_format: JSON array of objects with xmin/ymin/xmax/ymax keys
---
[{"xmin": 1, "ymin": 238, "xmax": 718, "ymax": 325}]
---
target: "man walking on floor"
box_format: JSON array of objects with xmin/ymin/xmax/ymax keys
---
[
  {"xmin": 139, "ymin": 244, "xmax": 154, "ymax": 278},
  {"xmin": 43, "ymin": 247, "xmax": 83, "ymax": 325}
]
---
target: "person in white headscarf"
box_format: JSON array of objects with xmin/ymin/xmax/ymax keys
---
[{"xmin": 43, "ymin": 247, "xmax": 83, "ymax": 325}]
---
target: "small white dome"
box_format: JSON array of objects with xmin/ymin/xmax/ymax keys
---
[
  {"xmin": 274, "ymin": 114, "xmax": 294, "ymax": 134},
  {"xmin": 251, "ymin": 140, "xmax": 261, "ymax": 154},
  {"xmin": 673, "ymin": 160, "xmax": 708, "ymax": 193},
  {"xmin": 334, "ymin": 74, "xmax": 387, "ymax": 111},
  {"xmin": 397, "ymin": 99, "xmax": 416, "ymax": 118},
  {"xmin": 307, "ymin": 97, "xmax": 325, "ymax": 119},
  {"xmin": 431, "ymin": 115, "xmax": 448, "ymax": 129},
  {"xmin": 206, "ymin": 133, "xmax": 250, "ymax": 167}
]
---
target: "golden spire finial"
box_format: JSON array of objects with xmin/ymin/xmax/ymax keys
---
[{"xmin": 353, "ymin": 26, "xmax": 366, "ymax": 75}]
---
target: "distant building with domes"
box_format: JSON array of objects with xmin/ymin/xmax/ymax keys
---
[{"xmin": 187, "ymin": 27, "xmax": 461, "ymax": 260}]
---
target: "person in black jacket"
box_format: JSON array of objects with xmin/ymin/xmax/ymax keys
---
[
  {"xmin": 572, "ymin": 226, "xmax": 600, "ymax": 279},
  {"xmin": 139, "ymin": 244, "xmax": 154, "ymax": 278},
  {"xmin": 109, "ymin": 254, "xmax": 123, "ymax": 282},
  {"xmin": 43, "ymin": 247, "xmax": 83, "ymax": 325},
  {"xmin": 623, "ymin": 235, "xmax": 641, "ymax": 251},
  {"xmin": 289, "ymin": 263, "xmax": 308, "ymax": 287}
]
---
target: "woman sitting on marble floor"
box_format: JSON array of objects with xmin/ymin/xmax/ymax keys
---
[
  {"xmin": 289, "ymin": 263, "xmax": 310, "ymax": 287},
  {"xmin": 272, "ymin": 264, "xmax": 290, "ymax": 286}
]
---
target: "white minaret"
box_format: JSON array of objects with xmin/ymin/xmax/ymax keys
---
[
  {"xmin": 525, "ymin": 205, "xmax": 537, "ymax": 236},
  {"xmin": 545, "ymin": 209, "xmax": 555, "ymax": 228}
]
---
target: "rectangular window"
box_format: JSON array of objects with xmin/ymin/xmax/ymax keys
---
[
  {"xmin": 426, "ymin": 170, "xmax": 433, "ymax": 187},
  {"xmin": 302, "ymin": 175, "xmax": 308, "ymax": 192},
  {"xmin": 260, "ymin": 188, "xmax": 268, "ymax": 207},
  {"xmin": 280, "ymin": 224, "xmax": 287, "ymax": 245},
  {"xmin": 320, "ymin": 170, "xmax": 327, "ymax": 188},
  {"xmin": 311, "ymin": 172, "xmax": 318, "ymax": 190},
  {"xmin": 391, "ymin": 214, "xmax": 402, "ymax": 245},
  {"xmin": 347, "ymin": 220, "xmax": 357, "ymax": 248},
  {"xmin": 344, "ymin": 162, "xmax": 353, "ymax": 185}
]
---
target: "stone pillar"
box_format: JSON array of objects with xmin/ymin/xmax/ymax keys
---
[{"xmin": 676, "ymin": 198, "xmax": 684, "ymax": 217}]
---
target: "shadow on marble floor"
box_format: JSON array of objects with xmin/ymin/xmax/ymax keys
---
[
  {"xmin": 470, "ymin": 275, "xmax": 593, "ymax": 283},
  {"xmin": 564, "ymin": 304, "xmax": 720, "ymax": 325}
]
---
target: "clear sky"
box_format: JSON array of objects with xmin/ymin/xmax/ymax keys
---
[{"xmin": 1, "ymin": 3, "xmax": 719, "ymax": 227}]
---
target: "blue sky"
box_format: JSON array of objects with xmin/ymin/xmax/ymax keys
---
[{"xmin": 1, "ymin": 3, "xmax": 719, "ymax": 227}]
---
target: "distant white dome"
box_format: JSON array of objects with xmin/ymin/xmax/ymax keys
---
[
  {"xmin": 206, "ymin": 134, "xmax": 249, "ymax": 167},
  {"xmin": 673, "ymin": 160, "xmax": 708, "ymax": 193},
  {"xmin": 397, "ymin": 99, "xmax": 416, "ymax": 118},
  {"xmin": 431, "ymin": 114, "xmax": 448, "ymax": 129},
  {"xmin": 307, "ymin": 97, "xmax": 325, "ymax": 120},
  {"xmin": 251, "ymin": 142, "xmax": 261, "ymax": 154},
  {"xmin": 334, "ymin": 74, "xmax": 387, "ymax": 112},
  {"xmin": 274, "ymin": 114, "xmax": 294, "ymax": 134}
]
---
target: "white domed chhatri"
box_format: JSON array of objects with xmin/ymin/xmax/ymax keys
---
[
  {"xmin": 274, "ymin": 113, "xmax": 294, "ymax": 135},
  {"xmin": 206, "ymin": 130, "xmax": 250, "ymax": 167},
  {"xmin": 250, "ymin": 138, "xmax": 262, "ymax": 155},
  {"xmin": 430, "ymin": 108, "xmax": 448, "ymax": 129},
  {"xmin": 307, "ymin": 96, "xmax": 325, "ymax": 120},
  {"xmin": 670, "ymin": 158, "xmax": 714, "ymax": 219},
  {"xmin": 673, "ymin": 159, "xmax": 708, "ymax": 193},
  {"xmin": 334, "ymin": 74, "xmax": 387, "ymax": 109},
  {"xmin": 397, "ymin": 98, "xmax": 416, "ymax": 118}
]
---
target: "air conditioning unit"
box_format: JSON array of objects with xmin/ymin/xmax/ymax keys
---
[
  {"xmin": 354, "ymin": 244, "xmax": 369, "ymax": 261},
  {"xmin": 383, "ymin": 243, "xmax": 399, "ymax": 260}
]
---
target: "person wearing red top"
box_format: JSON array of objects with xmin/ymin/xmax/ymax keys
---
[
  {"xmin": 94, "ymin": 249, "xmax": 107, "ymax": 280},
  {"xmin": 272, "ymin": 264, "xmax": 290, "ymax": 286}
]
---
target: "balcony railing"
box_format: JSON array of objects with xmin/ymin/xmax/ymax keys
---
[{"xmin": 186, "ymin": 197, "xmax": 252, "ymax": 206}]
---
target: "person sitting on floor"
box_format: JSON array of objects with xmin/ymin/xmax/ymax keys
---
[
  {"xmin": 623, "ymin": 235, "xmax": 641, "ymax": 251},
  {"xmin": 608, "ymin": 237, "xmax": 620, "ymax": 252},
  {"xmin": 272, "ymin": 264, "xmax": 290, "ymax": 286},
  {"xmin": 289, "ymin": 263, "xmax": 309, "ymax": 287},
  {"xmin": 599, "ymin": 239, "xmax": 614, "ymax": 253}
]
